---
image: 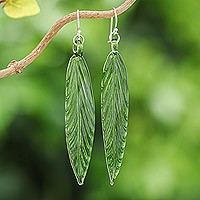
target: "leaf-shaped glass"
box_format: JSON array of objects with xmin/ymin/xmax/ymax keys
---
[
  {"xmin": 65, "ymin": 39, "xmax": 95, "ymax": 185},
  {"xmin": 101, "ymin": 49, "xmax": 129, "ymax": 185}
]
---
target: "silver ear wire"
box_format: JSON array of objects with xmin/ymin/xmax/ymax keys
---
[
  {"xmin": 113, "ymin": 7, "xmax": 118, "ymax": 32},
  {"xmin": 73, "ymin": 10, "xmax": 85, "ymax": 46},
  {"xmin": 109, "ymin": 7, "xmax": 120, "ymax": 43},
  {"xmin": 77, "ymin": 10, "xmax": 81, "ymax": 38}
]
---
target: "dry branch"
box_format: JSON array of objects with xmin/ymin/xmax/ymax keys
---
[{"xmin": 0, "ymin": 0, "xmax": 137, "ymax": 78}]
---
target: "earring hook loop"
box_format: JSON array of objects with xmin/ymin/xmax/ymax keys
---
[
  {"xmin": 73, "ymin": 10, "xmax": 84, "ymax": 46},
  {"xmin": 109, "ymin": 7, "xmax": 120, "ymax": 43}
]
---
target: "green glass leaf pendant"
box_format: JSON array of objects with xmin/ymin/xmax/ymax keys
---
[
  {"xmin": 65, "ymin": 44, "xmax": 95, "ymax": 185},
  {"xmin": 101, "ymin": 50, "xmax": 129, "ymax": 185}
]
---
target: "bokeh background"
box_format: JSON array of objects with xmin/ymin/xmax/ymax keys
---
[{"xmin": 1, "ymin": 0, "xmax": 200, "ymax": 199}]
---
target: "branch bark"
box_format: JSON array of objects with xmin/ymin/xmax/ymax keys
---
[{"xmin": 0, "ymin": 0, "xmax": 137, "ymax": 78}]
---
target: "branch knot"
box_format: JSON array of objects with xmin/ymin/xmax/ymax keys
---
[{"xmin": 8, "ymin": 60, "xmax": 22, "ymax": 74}]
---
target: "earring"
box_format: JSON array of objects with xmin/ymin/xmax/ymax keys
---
[
  {"xmin": 65, "ymin": 10, "xmax": 95, "ymax": 185},
  {"xmin": 101, "ymin": 8, "xmax": 129, "ymax": 185}
]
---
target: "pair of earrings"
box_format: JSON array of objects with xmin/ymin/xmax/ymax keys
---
[{"xmin": 65, "ymin": 8, "xmax": 129, "ymax": 185}]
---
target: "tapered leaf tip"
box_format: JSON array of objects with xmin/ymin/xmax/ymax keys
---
[
  {"xmin": 110, "ymin": 179, "xmax": 115, "ymax": 186},
  {"xmin": 109, "ymin": 174, "xmax": 115, "ymax": 185},
  {"xmin": 76, "ymin": 176, "xmax": 84, "ymax": 186}
]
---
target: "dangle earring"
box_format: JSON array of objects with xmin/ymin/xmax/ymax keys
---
[
  {"xmin": 101, "ymin": 8, "xmax": 129, "ymax": 185},
  {"xmin": 65, "ymin": 10, "xmax": 95, "ymax": 185}
]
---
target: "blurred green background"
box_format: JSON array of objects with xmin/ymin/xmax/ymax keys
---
[{"xmin": 1, "ymin": 0, "xmax": 200, "ymax": 199}]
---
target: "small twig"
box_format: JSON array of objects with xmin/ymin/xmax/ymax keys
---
[{"xmin": 0, "ymin": 0, "xmax": 137, "ymax": 78}]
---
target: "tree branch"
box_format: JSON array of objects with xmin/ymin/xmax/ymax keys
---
[{"xmin": 0, "ymin": 0, "xmax": 137, "ymax": 78}]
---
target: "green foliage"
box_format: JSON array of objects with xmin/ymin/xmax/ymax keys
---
[{"xmin": 0, "ymin": 0, "xmax": 200, "ymax": 199}]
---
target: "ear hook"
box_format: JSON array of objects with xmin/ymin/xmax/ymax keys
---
[
  {"xmin": 77, "ymin": 10, "xmax": 81, "ymax": 37},
  {"xmin": 113, "ymin": 7, "xmax": 118, "ymax": 32},
  {"xmin": 109, "ymin": 7, "xmax": 120, "ymax": 43},
  {"xmin": 73, "ymin": 10, "xmax": 84, "ymax": 46}
]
